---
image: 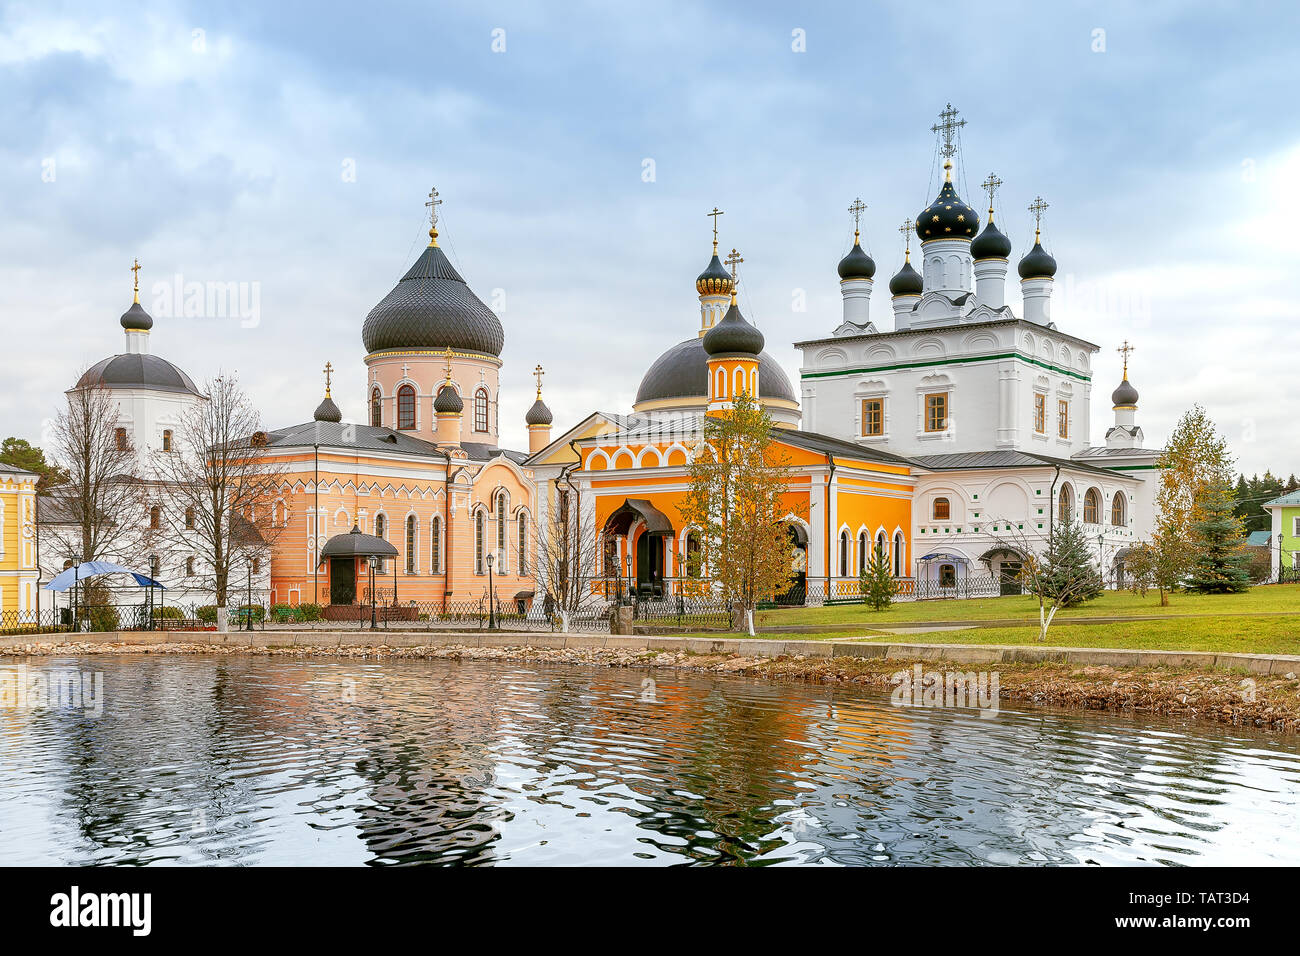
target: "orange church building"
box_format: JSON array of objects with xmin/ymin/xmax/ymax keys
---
[
  {"xmin": 526, "ymin": 239, "xmax": 917, "ymax": 602},
  {"xmin": 260, "ymin": 196, "xmax": 550, "ymax": 613}
]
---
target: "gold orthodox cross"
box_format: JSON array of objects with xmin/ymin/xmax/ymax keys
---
[
  {"xmin": 323, "ymin": 361, "xmax": 333, "ymax": 397},
  {"xmin": 534, "ymin": 364, "xmax": 544, "ymax": 398},
  {"xmin": 131, "ymin": 258, "xmax": 141, "ymax": 302},
  {"xmin": 1117, "ymin": 340, "xmax": 1135, "ymax": 377},
  {"xmin": 931, "ymin": 103, "xmax": 965, "ymax": 158},
  {"xmin": 707, "ymin": 206, "xmax": 724, "ymax": 251},
  {"xmin": 724, "ymin": 247, "xmax": 743, "ymax": 282},
  {"xmin": 1028, "ymin": 196, "xmax": 1050, "ymax": 239},
  {"xmin": 980, "ymin": 173, "xmax": 1003, "ymax": 214},
  {"xmin": 848, "ymin": 198, "xmax": 866, "ymax": 238}
]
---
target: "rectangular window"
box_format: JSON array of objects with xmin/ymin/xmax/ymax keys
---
[
  {"xmin": 861, "ymin": 398, "xmax": 883, "ymax": 437},
  {"xmin": 162, "ymin": 429, "xmax": 173, "ymax": 452},
  {"xmin": 1057, "ymin": 399, "xmax": 1069, "ymax": 439},
  {"xmin": 431, "ymin": 517, "xmax": 441, "ymax": 574},
  {"xmin": 115, "ymin": 427, "xmax": 129, "ymax": 451},
  {"xmin": 925, "ymin": 393, "xmax": 948, "ymax": 433},
  {"xmin": 1293, "ymin": 516, "xmax": 1300, "ymax": 537},
  {"xmin": 1034, "ymin": 394, "xmax": 1046, "ymax": 433}
]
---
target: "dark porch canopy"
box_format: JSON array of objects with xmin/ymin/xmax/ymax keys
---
[
  {"xmin": 978, "ymin": 546, "xmax": 1024, "ymax": 564},
  {"xmin": 603, "ymin": 498, "xmax": 674, "ymax": 537},
  {"xmin": 319, "ymin": 524, "xmax": 399, "ymax": 563}
]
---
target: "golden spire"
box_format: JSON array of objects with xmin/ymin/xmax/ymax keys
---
[
  {"xmin": 898, "ymin": 219, "xmax": 912, "ymax": 263},
  {"xmin": 981, "ymin": 172, "xmax": 1003, "ymax": 218},
  {"xmin": 707, "ymin": 206, "xmax": 724, "ymax": 254},
  {"xmin": 848, "ymin": 198, "xmax": 866, "ymax": 246},
  {"xmin": 322, "ymin": 361, "xmax": 333, "ymax": 397},
  {"xmin": 425, "ymin": 187, "xmax": 443, "ymax": 247},
  {"xmin": 534, "ymin": 364, "xmax": 545, "ymax": 400},
  {"xmin": 442, "ymin": 346, "xmax": 454, "ymax": 385},
  {"xmin": 131, "ymin": 258, "xmax": 141, "ymax": 304},
  {"xmin": 1028, "ymin": 196, "xmax": 1050, "ymax": 244},
  {"xmin": 1118, "ymin": 340, "xmax": 1135, "ymax": 379}
]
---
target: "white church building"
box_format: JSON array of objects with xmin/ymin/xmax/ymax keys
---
[{"xmin": 795, "ymin": 107, "xmax": 1161, "ymax": 589}]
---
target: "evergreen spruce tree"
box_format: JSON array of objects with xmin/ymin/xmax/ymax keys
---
[
  {"xmin": 1039, "ymin": 519, "xmax": 1103, "ymax": 608},
  {"xmin": 860, "ymin": 546, "xmax": 897, "ymax": 611},
  {"xmin": 1185, "ymin": 481, "xmax": 1252, "ymax": 593}
]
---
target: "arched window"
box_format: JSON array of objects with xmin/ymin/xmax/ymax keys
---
[
  {"xmin": 939, "ymin": 563, "xmax": 956, "ymax": 588},
  {"xmin": 475, "ymin": 509, "xmax": 486, "ymax": 573},
  {"xmin": 149, "ymin": 506, "xmax": 160, "ymax": 530},
  {"xmin": 1058, "ymin": 485, "xmax": 1074, "ymax": 523},
  {"xmin": 857, "ymin": 531, "xmax": 867, "ymax": 573},
  {"xmin": 370, "ymin": 387, "xmax": 382, "ymax": 427},
  {"xmin": 431, "ymin": 515, "xmax": 442, "ymax": 574},
  {"xmin": 186, "ymin": 557, "xmax": 195, "ymax": 576},
  {"xmin": 496, "ymin": 492, "xmax": 508, "ymax": 569},
  {"xmin": 1083, "ymin": 488, "xmax": 1101, "ymax": 524},
  {"xmin": 893, "ymin": 532, "xmax": 904, "ymax": 577},
  {"xmin": 374, "ymin": 513, "xmax": 386, "ymax": 540},
  {"xmin": 397, "ymin": 384, "xmax": 416, "ymax": 429},
  {"xmin": 1110, "ymin": 492, "xmax": 1126, "ymax": 527},
  {"xmin": 405, "ymin": 515, "xmax": 417, "ymax": 573},
  {"xmin": 252, "ymin": 557, "xmax": 261, "ymax": 575},
  {"xmin": 517, "ymin": 512, "xmax": 528, "ymax": 573},
  {"xmin": 162, "ymin": 429, "xmax": 173, "ymax": 452},
  {"xmin": 149, "ymin": 555, "xmax": 160, "ymax": 579},
  {"xmin": 876, "ymin": 531, "xmax": 887, "ymax": 559},
  {"xmin": 933, "ymin": 497, "xmax": 950, "ymax": 521},
  {"xmin": 184, "ymin": 507, "xmax": 195, "ymax": 530},
  {"xmin": 839, "ymin": 530, "xmax": 849, "ymax": 577},
  {"xmin": 474, "ymin": 389, "xmax": 489, "ymax": 432}
]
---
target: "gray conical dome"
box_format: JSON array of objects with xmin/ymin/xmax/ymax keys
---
[
  {"xmin": 703, "ymin": 300, "xmax": 765, "ymax": 356},
  {"xmin": 362, "ymin": 241, "xmax": 505, "ymax": 356},
  {"xmin": 313, "ymin": 395, "xmax": 342, "ymax": 423},
  {"xmin": 434, "ymin": 383, "xmax": 464, "ymax": 414},
  {"xmin": 525, "ymin": 398, "xmax": 553, "ymax": 426}
]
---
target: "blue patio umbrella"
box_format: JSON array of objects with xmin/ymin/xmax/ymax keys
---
[{"xmin": 44, "ymin": 561, "xmax": 166, "ymax": 592}]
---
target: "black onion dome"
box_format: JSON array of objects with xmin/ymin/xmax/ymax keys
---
[
  {"xmin": 525, "ymin": 398, "xmax": 553, "ymax": 426},
  {"xmin": 1111, "ymin": 378, "xmax": 1139, "ymax": 407},
  {"xmin": 362, "ymin": 243, "xmax": 505, "ymax": 356},
  {"xmin": 695, "ymin": 252, "xmax": 734, "ymax": 296},
  {"xmin": 888, "ymin": 259, "xmax": 924, "ymax": 296},
  {"xmin": 703, "ymin": 301, "xmax": 765, "ymax": 356},
  {"xmin": 120, "ymin": 301, "xmax": 154, "ymax": 331},
  {"xmin": 313, "ymin": 395, "xmax": 342, "ymax": 423},
  {"xmin": 970, "ymin": 218, "xmax": 1012, "ymax": 260},
  {"xmin": 837, "ymin": 241, "xmax": 876, "ymax": 280},
  {"xmin": 1018, "ymin": 241, "xmax": 1058, "ymax": 279},
  {"xmin": 76, "ymin": 354, "xmax": 201, "ymax": 395},
  {"xmin": 434, "ymin": 383, "xmax": 464, "ymax": 414},
  {"xmin": 636, "ymin": 339, "xmax": 795, "ymax": 405},
  {"xmin": 915, "ymin": 177, "xmax": 979, "ymax": 241}
]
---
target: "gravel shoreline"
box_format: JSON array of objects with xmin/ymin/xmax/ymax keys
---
[{"xmin": 4, "ymin": 639, "xmax": 1299, "ymax": 734}]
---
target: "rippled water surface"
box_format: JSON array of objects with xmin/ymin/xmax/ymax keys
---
[{"xmin": 2, "ymin": 655, "xmax": 1299, "ymax": 865}]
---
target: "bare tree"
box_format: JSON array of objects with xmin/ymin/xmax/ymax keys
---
[
  {"xmin": 152, "ymin": 373, "xmax": 283, "ymax": 631},
  {"xmin": 40, "ymin": 379, "xmax": 150, "ymax": 570},
  {"xmin": 993, "ymin": 521, "xmax": 1102, "ymax": 642},
  {"xmin": 533, "ymin": 469, "xmax": 601, "ymax": 633}
]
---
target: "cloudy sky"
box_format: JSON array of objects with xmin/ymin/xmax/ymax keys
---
[{"xmin": 2, "ymin": 0, "xmax": 1296, "ymax": 476}]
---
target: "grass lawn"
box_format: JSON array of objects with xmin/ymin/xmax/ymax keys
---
[
  {"xmin": 682, "ymin": 615, "xmax": 1300, "ymax": 654},
  {"xmin": 755, "ymin": 582, "xmax": 1300, "ymax": 628}
]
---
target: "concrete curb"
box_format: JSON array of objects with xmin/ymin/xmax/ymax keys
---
[{"xmin": 4, "ymin": 629, "xmax": 1300, "ymax": 675}]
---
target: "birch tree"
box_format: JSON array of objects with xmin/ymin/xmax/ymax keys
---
[
  {"xmin": 152, "ymin": 373, "xmax": 282, "ymax": 631},
  {"xmin": 678, "ymin": 392, "xmax": 803, "ymax": 635},
  {"xmin": 533, "ymin": 473, "xmax": 601, "ymax": 633}
]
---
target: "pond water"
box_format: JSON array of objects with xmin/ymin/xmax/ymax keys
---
[{"xmin": 1, "ymin": 655, "xmax": 1298, "ymax": 865}]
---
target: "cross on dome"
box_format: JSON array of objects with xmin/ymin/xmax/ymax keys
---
[
  {"xmin": 848, "ymin": 198, "xmax": 867, "ymax": 240},
  {"xmin": 931, "ymin": 103, "xmax": 966, "ymax": 160},
  {"xmin": 1118, "ymin": 340, "xmax": 1135, "ymax": 377},
  {"xmin": 534, "ymin": 363, "xmax": 545, "ymax": 399},
  {"xmin": 323, "ymin": 360, "xmax": 333, "ymax": 397},
  {"xmin": 131, "ymin": 258, "xmax": 141, "ymax": 303},
  {"xmin": 707, "ymin": 206, "xmax": 724, "ymax": 253},
  {"xmin": 425, "ymin": 187, "xmax": 443, "ymax": 245},
  {"xmin": 981, "ymin": 173, "xmax": 1003, "ymax": 215},
  {"xmin": 1028, "ymin": 196, "xmax": 1050, "ymax": 240},
  {"xmin": 724, "ymin": 247, "xmax": 743, "ymax": 283}
]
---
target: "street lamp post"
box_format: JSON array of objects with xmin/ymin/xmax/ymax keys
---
[
  {"xmin": 624, "ymin": 553, "xmax": 632, "ymax": 603},
  {"xmin": 486, "ymin": 552, "xmax": 497, "ymax": 629},
  {"xmin": 246, "ymin": 563, "xmax": 254, "ymax": 632},
  {"xmin": 368, "ymin": 556, "xmax": 377, "ymax": 629},
  {"xmin": 1097, "ymin": 533, "xmax": 1105, "ymax": 588}
]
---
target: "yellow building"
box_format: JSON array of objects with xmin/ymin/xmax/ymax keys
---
[
  {"xmin": 527, "ymin": 244, "xmax": 918, "ymax": 603},
  {"xmin": 0, "ymin": 463, "xmax": 39, "ymax": 625}
]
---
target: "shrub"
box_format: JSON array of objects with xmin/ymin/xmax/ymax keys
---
[
  {"xmin": 296, "ymin": 603, "xmax": 323, "ymax": 622},
  {"xmin": 196, "ymin": 605, "xmax": 218, "ymax": 623},
  {"xmin": 235, "ymin": 604, "xmax": 266, "ymax": 623},
  {"xmin": 151, "ymin": 606, "xmax": 185, "ymax": 620}
]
